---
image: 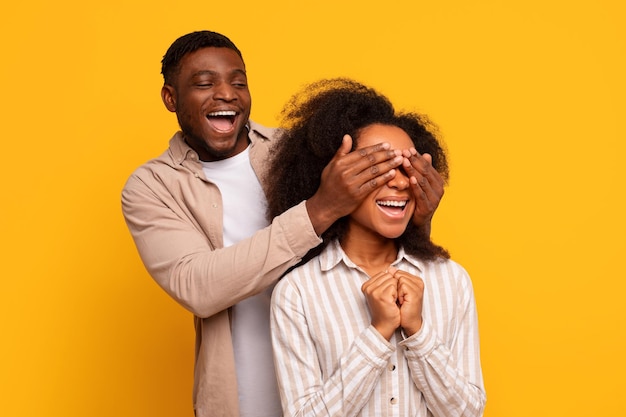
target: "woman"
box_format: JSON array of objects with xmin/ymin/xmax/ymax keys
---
[{"xmin": 266, "ymin": 78, "xmax": 486, "ymax": 417}]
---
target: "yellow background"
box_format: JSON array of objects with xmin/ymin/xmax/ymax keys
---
[{"xmin": 1, "ymin": 1, "xmax": 624, "ymax": 416}]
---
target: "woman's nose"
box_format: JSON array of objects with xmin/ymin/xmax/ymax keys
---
[{"xmin": 387, "ymin": 169, "xmax": 410, "ymax": 190}]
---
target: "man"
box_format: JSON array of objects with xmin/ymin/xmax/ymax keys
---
[{"xmin": 121, "ymin": 31, "xmax": 444, "ymax": 417}]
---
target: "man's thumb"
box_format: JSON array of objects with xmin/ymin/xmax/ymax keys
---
[{"xmin": 337, "ymin": 134, "xmax": 353, "ymax": 156}]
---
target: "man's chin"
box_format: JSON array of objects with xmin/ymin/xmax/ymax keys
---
[
  {"xmin": 183, "ymin": 126, "xmax": 249, "ymax": 161},
  {"xmin": 202, "ymin": 138, "xmax": 249, "ymax": 161}
]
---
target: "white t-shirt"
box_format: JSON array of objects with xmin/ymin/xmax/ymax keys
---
[{"xmin": 202, "ymin": 146, "xmax": 282, "ymax": 417}]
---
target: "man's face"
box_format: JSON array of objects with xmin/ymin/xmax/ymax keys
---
[{"xmin": 162, "ymin": 47, "xmax": 252, "ymax": 161}]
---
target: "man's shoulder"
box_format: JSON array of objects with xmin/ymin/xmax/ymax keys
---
[
  {"xmin": 122, "ymin": 133, "xmax": 184, "ymax": 190},
  {"xmin": 126, "ymin": 149, "xmax": 172, "ymax": 180}
]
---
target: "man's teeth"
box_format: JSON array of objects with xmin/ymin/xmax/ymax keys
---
[
  {"xmin": 208, "ymin": 111, "xmax": 236, "ymax": 116},
  {"xmin": 377, "ymin": 200, "xmax": 407, "ymax": 207}
]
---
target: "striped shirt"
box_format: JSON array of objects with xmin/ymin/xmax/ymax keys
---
[{"xmin": 270, "ymin": 240, "xmax": 486, "ymax": 417}]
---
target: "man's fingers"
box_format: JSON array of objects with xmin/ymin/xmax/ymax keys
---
[
  {"xmin": 339, "ymin": 141, "xmax": 397, "ymax": 166},
  {"xmin": 403, "ymin": 152, "xmax": 444, "ymax": 199},
  {"xmin": 352, "ymin": 148, "xmax": 402, "ymax": 188},
  {"xmin": 329, "ymin": 140, "xmax": 400, "ymax": 178},
  {"xmin": 330, "ymin": 141, "xmax": 403, "ymax": 197},
  {"xmin": 358, "ymin": 141, "xmax": 391, "ymax": 155},
  {"xmin": 406, "ymin": 151, "xmax": 435, "ymax": 176}
]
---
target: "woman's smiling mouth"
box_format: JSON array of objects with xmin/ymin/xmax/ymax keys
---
[{"xmin": 376, "ymin": 199, "xmax": 409, "ymax": 217}]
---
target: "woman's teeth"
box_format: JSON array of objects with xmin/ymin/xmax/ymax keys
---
[{"xmin": 377, "ymin": 200, "xmax": 407, "ymax": 207}]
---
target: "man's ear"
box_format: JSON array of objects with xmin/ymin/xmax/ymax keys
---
[{"xmin": 161, "ymin": 85, "xmax": 177, "ymax": 112}]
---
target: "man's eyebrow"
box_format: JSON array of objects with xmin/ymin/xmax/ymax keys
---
[
  {"xmin": 230, "ymin": 68, "xmax": 247, "ymax": 77},
  {"xmin": 192, "ymin": 70, "xmax": 217, "ymax": 77},
  {"xmin": 192, "ymin": 69, "xmax": 247, "ymax": 77}
]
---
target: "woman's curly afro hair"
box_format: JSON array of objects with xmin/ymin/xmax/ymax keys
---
[{"xmin": 265, "ymin": 78, "xmax": 450, "ymax": 263}]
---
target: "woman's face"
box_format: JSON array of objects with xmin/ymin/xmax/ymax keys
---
[{"xmin": 348, "ymin": 124, "xmax": 416, "ymax": 240}]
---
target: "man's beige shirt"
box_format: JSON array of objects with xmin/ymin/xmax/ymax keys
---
[{"xmin": 122, "ymin": 121, "xmax": 321, "ymax": 417}]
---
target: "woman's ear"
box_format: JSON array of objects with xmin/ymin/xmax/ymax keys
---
[{"xmin": 161, "ymin": 85, "xmax": 177, "ymax": 112}]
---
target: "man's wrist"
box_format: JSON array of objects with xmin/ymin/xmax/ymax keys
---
[
  {"xmin": 305, "ymin": 197, "xmax": 336, "ymax": 236},
  {"xmin": 414, "ymin": 216, "xmax": 432, "ymax": 237}
]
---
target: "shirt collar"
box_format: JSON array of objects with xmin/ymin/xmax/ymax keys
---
[
  {"xmin": 168, "ymin": 120, "xmax": 274, "ymax": 165},
  {"xmin": 318, "ymin": 239, "xmax": 424, "ymax": 274},
  {"xmin": 169, "ymin": 131, "xmax": 193, "ymax": 165}
]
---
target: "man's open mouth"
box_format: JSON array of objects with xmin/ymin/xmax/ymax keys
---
[{"xmin": 207, "ymin": 110, "xmax": 237, "ymax": 132}]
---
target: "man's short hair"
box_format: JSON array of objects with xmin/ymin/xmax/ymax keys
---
[{"xmin": 161, "ymin": 30, "xmax": 243, "ymax": 85}]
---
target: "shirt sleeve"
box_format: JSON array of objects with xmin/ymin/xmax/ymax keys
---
[
  {"xmin": 271, "ymin": 278, "xmax": 393, "ymax": 417},
  {"xmin": 121, "ymin": 173, "xmax": 321, "ymax": 318},
  {"xmin": 398, "ymin": 269, "xmax": 486, "ymax": 417}
]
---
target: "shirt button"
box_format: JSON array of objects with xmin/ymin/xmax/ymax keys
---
[
  {"xmin": 389, "ymin": 364, "xmax": 396, "ymax": 371},
  {"xmin": 212, "ymin": 203, "xmax": 218, "ymax": 208},
  {"xmin": 390, "ymin": 397, "xmax": 398, "ymax": 405}
]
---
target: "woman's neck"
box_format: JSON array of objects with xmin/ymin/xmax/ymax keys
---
[{"xmin": 340, "ymin": 230, "xmax": 398, "ymax": 277}]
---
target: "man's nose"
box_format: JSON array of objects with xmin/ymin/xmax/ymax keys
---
[{"xmin": 213, "ymin": 83, "xmax": 236, "ymax": 100}]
